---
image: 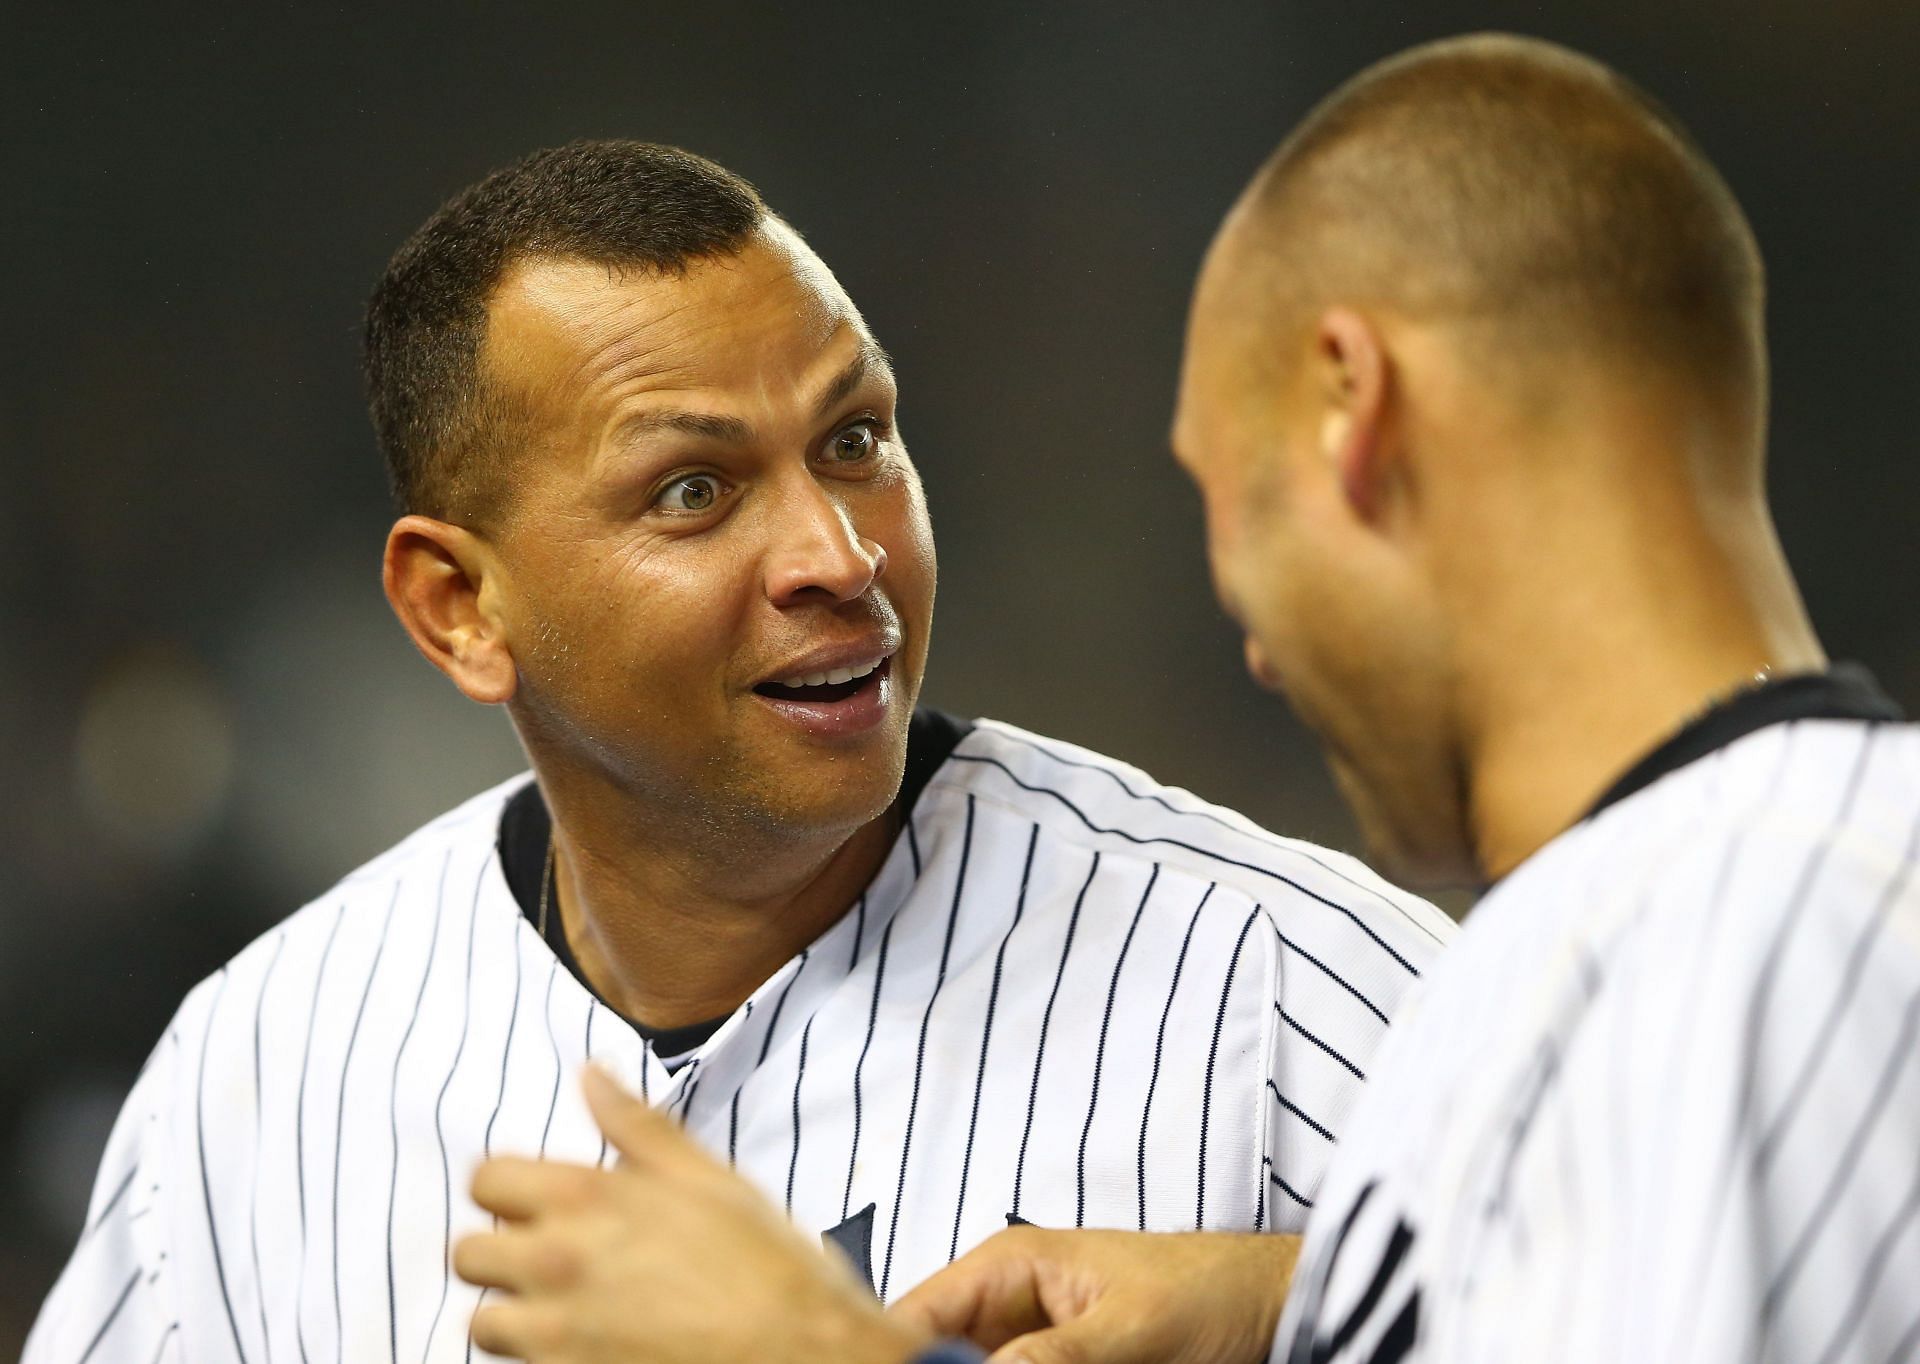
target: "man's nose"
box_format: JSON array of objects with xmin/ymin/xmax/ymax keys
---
[{"xmin": 763, "ymin": 481, "xmax": 888, "ymax": 607}]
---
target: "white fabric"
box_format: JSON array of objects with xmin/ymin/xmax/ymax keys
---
[
  {"xmin": 1276, "ymin": 718, "xmax": 1920, "ymax": 1364},
  {"xmin": 27, "ymin": 718, "xmax": 1451, "ymax": 1364}
]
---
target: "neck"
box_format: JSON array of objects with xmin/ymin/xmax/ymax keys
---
[
  {"xmin": 1446, "ymin": 462, "xmax": 1824, "ymax": 883},
  {"xmin": 534, "ymin": 770, "xmax": 895, "ymax": 1030}
]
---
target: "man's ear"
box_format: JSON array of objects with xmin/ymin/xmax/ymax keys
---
[
  {"xmin": 1314, "ymin": 307, "xmax": 1396, "ymax": 523},
  {"xmin": 383, "ymin": 515, "xmax": 518, "ymax": 705}
]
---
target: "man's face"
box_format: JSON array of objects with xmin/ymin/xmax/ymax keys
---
[
  {"xmin": 1170, "ymin": 253, "xmax": 1337, "ymax": 749},
  {"xmin": 1172, "ymin": 232, "xmax": 1471, "ymax": 887},
  {"xmin": 478, "ymin": 222, "xmax": 936, "ymax": 841}
]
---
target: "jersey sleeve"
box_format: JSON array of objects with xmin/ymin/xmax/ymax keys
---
[
  {"xmin": 23, "ymin": 1030, "xmax": 183, "ymax": 1364},
  {"xmin": 1257, "ymin": 963, "xmax": 1313, "ymax": 1235},
  {"xmin": 1256, "ymin": 904, "xmax": 1400, "ymax": 1239}
]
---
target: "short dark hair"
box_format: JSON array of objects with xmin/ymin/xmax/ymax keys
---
[
  {"xmin": 1237, "ymin": 35, "xmax": 1765, "ymax": 406},
  {"xmin": 364, "ymin": 140, "xmax": 766, "ymax": 523}
]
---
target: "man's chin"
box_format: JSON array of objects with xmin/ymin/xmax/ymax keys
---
[{"xmin": 736, "ymin": 700, "xmax": 911, "ymax": 819}]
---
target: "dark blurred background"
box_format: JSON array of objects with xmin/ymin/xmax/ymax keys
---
[{"xmin": 4, "ymin": 0, "xmax": 1916, "ymax": 1345}]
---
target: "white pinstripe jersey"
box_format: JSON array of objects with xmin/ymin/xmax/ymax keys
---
[
  {"xmin": 28, "ymin": 715, "xmax": 1451, "ymax": 1364},
  {"xmin": 1275, "ymin": 710, "xmax": 1920, "ymax": 1364}
]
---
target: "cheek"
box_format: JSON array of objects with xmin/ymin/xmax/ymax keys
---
[
  {"xmin": 521, "ymin": 535, "xmax": 755, "ymax": 693},
  {"xmin": 1196, "ymin": 458, "xmax": 1275, "ymax": 590},
  {"xmin": 1207, "ymin": 501, "xmax": 1254, "ymax": 590},
  {"xmin": 1213, "ymin": 493, "xmax": 1299, "ymax": 642},
  {"xmin": 869, "ymin": 467, "xmax": 938, "ymax": 614}
]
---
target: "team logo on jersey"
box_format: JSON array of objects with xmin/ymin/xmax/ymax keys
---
[
  {"xmin": 824, "ymin": 1204, "xmax": 879, "ymax": 1288},
  {"xmin": 824, "ymin": 1208, "xmax": 1035, "ymax": 1295}
]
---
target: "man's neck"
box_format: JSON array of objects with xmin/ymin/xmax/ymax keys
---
[
  {"xmin": 1452, "ymin": 494, "xmax": 1825, "ymax": 883},
  {"xmin": 541, "ymin": 787, "xmax": 898, "ymax": 1031}
]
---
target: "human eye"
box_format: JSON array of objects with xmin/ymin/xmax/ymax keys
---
[
  {"xmin": 821, "ymin": 418, "xmax": 884, "ymax": 467},
  {"xmin": 652, "ymin": 472, "xmax": 729, "ymax": 513}
]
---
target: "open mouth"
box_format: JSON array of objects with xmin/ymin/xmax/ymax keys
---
[{"xmin": 753, "ymin": 656, "xmax": 890, "ymax": 705}]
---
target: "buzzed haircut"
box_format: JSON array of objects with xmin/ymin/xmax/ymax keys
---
[
  {"xmin": 1235, "ymin": 34, "xmax": 1766, "ymax": 406},
  {"xmin": 365, "ymin": 140, "xmax": 766, "ymax": 524}
]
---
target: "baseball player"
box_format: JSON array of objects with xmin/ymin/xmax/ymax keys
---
[
  {"xmin": 431, "ymin": 34, "xmax": 1919, "ymax": 1364},
  {"xmin": 23, "ymin": 141, "xmax": 1451, "ymax": 1364},
  {"xmin": 888, "ymin": 32, "xmax": 1918, "ymax": 1364}
]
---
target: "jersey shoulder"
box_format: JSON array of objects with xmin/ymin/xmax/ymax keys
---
[
  {"xmin": 942, "ymin": 719, "xmax": 1455, "ymax": 969},
  {"xmin": 1622, "ymin": 718, "xmax": 1920, "ymax": 1026},
  {"xmin": 1544, "ymin": 717, "xmax": 1920, "ymax": 968},
  {"xmin": 1492, "ymin": 716, "xmax": 1918, "ymax": 939}
]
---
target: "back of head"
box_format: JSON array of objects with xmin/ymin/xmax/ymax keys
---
[
  {"xmin": 1193, "ymin": 39, "xmax": 1822, "ymax": 887},
  {"xmin": 1232, "ymin": 34, "xmax": 1767, "ymax": 438},
  {"xmin": 365, "ymin": 140, "xmax": 766, "ymax": 525}
]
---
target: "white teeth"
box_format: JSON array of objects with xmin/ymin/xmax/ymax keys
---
[{"xmin": 773, "ymin": 657, "xmax": 883, "ymax": 689}]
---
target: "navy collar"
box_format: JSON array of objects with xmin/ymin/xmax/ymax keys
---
[
  {"xmin": 496, "ymin": 708, "xmax": 974, "ymax": 1045},
  {"xmin": 1584, "ymin": 663, "xmax": 1904, "ymax": 820}
]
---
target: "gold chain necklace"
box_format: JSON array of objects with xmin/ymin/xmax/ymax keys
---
[
  {"xmin": 1682, "ymin": 665, "xmax": 1777, "ymax": 731},
  {"xmin": 537, "ymin": 835, "xmax": 555, "ymax": 940}
]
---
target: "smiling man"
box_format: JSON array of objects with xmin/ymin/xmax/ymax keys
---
[{"xmin": 23, "ymin": 142, "xmax": 1450, "ymax": 1364}]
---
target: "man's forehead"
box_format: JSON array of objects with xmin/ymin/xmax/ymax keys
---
[
  {"xmin": 1177, "ymin": 260, "xmax": 1251, "ymax": 407},
  {"xmin": 1193, "ymin": 209, "xmax": 1274, "ymax": 329},
  {"xmin": 1189, "ymin": 218, "xmax": 1317, "ymax": 399},
  {"xmin": 757, "ymin": 217, "xmax": 851, "ymax": 341},
  {"xmin": 485, "ymin": 226, "xmax": 862, "ymax": 380}
]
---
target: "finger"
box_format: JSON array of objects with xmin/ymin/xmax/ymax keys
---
[
  {"xmin": 453, "ymin": 1229, "xmax": 533, "ymax": 1293},
  {"xmin": 892, "ymin": 1237, "xmax": 1049, "ymax": 1350},
  {"xmin": 470, "ymin": 1154, "xmax": 604, "ymax": 1220},
  {"xmin": 456, "ymin": 1226, "xmax": 588, "ymax": 1296},
  {"xmin": 582, "ymin": 1062, "xmax": 719, "ymax": 1175},
  {"xmin": 469, "ymin": 1301, "xmax": 517, "ymax": 1356},
  {"xmin": 470, "ymin": 1299, "xmax": 547, "ymax": 1358}
]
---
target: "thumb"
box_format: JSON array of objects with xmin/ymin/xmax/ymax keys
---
[
  {"xmin": 891, "ymin": 1242, "xmax": 1048, "ymax": 1349},
  {"xmin": 990, "ymin": 1311, "xmax": 1149, "ymax": 1364},
  {"xmin": 581, "ymin": 1063, "xmax": 704, "ymax": 1171}
]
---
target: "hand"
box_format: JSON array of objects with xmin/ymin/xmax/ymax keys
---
[
  {"xmin": 891, "ymin": 1226, "xmax": 1299, "ymax": 1364},
  {"xmin": 454, "ymin": 1065, "xmax": 934, "ymax": 1364}
]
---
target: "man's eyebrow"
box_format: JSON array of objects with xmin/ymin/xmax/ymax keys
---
[
  {"xmin": 615, "ymin": 409, "xmax": 756, "ymax": 445},
  {"xmin": 812, "ymin": 340, "xmax": 896, "ymax": 420},
  {"xmin": 610, "ymin": 341, "xmax": 893, "ymax": 449}
]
